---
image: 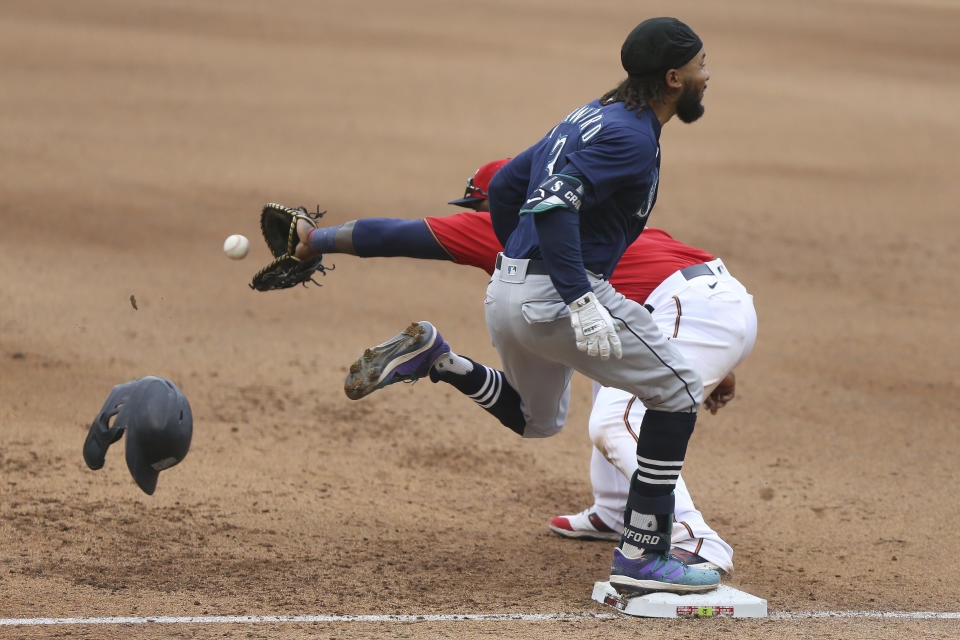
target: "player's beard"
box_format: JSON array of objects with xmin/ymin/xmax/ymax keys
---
[{"xmin": 675, "ymin": 82, "xmax": 705, "ymax": 123}]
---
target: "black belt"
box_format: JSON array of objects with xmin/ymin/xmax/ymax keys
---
[
  {"xmin": 495, "ymin": 254, "xmax": 549, "ymax": 275},
  {"xmin": 680, "ymin": 263, "xmax": 714, "ymax": 280},
  {"xmin": 495, "ymin": 254, "xmax": 606, "ymax": 279}
]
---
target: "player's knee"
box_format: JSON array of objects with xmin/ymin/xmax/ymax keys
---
[
  {"xmin": 588, "ymin": 409, "xmax": 611, "ymax": 450},
  {"xmin": 521, "ymin": 409, "xmax": 565, "ymax": 437},
  {"xmin": 517, "ymin": 400, "xmax": 568, "ymax": 438},
  {"xmin": 521, "ymin": 420, "xmax": 564, "ymax": 438},
  {"xmin": 587, "ymin": 404, "xmax": 640, "ymax": 477},
  {"xmin": 656, "ymin": 371, "xmax": 704, "ymax": 413},
  {"xmin": 588, "ymin": 419, "xmax": 618, "ymax": 467}
]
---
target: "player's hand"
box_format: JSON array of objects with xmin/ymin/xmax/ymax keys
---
[
  {"xmin": 568, "ymin": 291, "xmax": 622, "ymax": 360},
  {"xmin": 704, "ymin": 372, "xmax": 736, "ymax": 414},
  {"xmin": 294, "ymin": 217, "xmax": 319, "ymax": 261}
]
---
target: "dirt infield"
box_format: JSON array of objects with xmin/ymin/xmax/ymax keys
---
[{"xmin": 2, "ymin": 1, "xmax": 958, "ymax": 638}]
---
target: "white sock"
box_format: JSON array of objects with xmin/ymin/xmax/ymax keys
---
[{"xmin": 431, "ymin": 352, "xmax": 473, "ymax": 376}]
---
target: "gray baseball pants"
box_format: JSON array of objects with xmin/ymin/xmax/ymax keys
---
[{"xmin": 484, "ymin": 254, "xmax": 704, "ymax": 438}]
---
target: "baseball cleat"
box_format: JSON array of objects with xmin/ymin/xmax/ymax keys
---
[
  {"xmin": 609, "ymin": 547, "xmax": 720, "ymax": 594},
  {"xmin": 669, "ymin": 548, "xmax": 725, "ymax": 574},
  {"xmin": 549, "ymin": 509, "xmax": 620, "ymax": 541},
  {"xmin": 344, "ymin": 321, "xmax": 450, "ymax": 400}
]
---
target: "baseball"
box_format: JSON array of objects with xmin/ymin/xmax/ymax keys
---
[{"xmin": 223, "ymin": 234, "xmax": 250, "ymax": 260}]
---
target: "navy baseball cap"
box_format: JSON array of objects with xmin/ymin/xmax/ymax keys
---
[
  {"xmin": 621, "ymin": 18, "xmax": 702, "ymax": 76},
  {"xmin": 448, "ymin": 158, "xmax": 511, "ymax": 207}
]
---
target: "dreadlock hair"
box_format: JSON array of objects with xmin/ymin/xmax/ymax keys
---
[{"xmin": 599, "ymin": 73, "xmax": 668, "ymax": 116}]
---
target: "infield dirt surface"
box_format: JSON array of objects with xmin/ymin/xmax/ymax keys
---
[{"xmin": 2, "ymin": 1, "xmax": 959, "ymax": 638}]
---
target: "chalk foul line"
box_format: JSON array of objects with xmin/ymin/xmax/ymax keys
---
[
  {"xmin": 772, "ymin": 611, "xmax": 960, "ymax": 620},
  {"xmin": 0, "ymin": 611, "xmax": 958, "ymax": 626},
  {"xmin": 1, "ymin": 613, "xmax": 611, "ymax": 626}
]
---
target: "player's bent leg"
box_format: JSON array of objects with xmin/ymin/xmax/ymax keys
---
[
  {"xmin": 573, "ymin": 291, "xmax": 714, "ymax": 592},
  {"xmin": 483, "ymin": 273, "xmax": 575, "ymax": 438},
  {"xmin": 555, "ymin": 272, "xmax": 752, "ymax": 583},
  {"xmin": 344, "ymin": 321, "xmax": 529, "ymax": 434},
  {"xmin": 429, "ymin": 355, "xmax": 526, "ymax": 435},
  {"xmin": 585, "ymin": 383, "xmax": 733, "ymax": 571},
  {"xmin": 591, "ymin": 393, "xmax": 717, "ymax": 592},
  {"xmin": 493, "ymin": 356, "xmax": 572, "ymax": 438},
  {"xmin": 633, "ymin": 271, "xmax": 753, "ymax": 575}
]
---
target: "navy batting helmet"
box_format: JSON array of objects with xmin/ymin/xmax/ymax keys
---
[{"xmin": 83, "ymin": 376, "xmax": 193, "ymax": 495}]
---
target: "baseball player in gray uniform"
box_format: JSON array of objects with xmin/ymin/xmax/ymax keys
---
[
  {"xmin": 345, "ymin": 17, "xmax": 718, "ymax": 594},
  {"xmin": 294, "ymin": 161, "xmax": 754, "ymax": 574}
]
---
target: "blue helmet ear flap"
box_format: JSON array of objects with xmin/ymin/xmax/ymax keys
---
[{"xmin": 82, "ymin": 380, "xmax": 139, "ymax": 470}]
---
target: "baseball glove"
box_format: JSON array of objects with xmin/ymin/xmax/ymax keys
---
[{"xmin": 250, "ymin": 203, "xmax": 332, "ymax": 291}]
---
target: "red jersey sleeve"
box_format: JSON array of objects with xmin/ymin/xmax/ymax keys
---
[{"xmin": 424, "ymin": 211, "xmax": 503, "ymax": 275}]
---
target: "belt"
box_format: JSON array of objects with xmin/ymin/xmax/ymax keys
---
[
  {"xmin": 680, "ymin": 263, "xmax": 714, "ymax": 280},
  {"xmin": 496, "ymin": 256, "xmax": 714, "ymax": 281},
  {"xmin": 495, "ymin": 254, "xmax": 549, "ymax": 275}
]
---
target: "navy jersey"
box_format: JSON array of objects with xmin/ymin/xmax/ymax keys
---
[{"xmin": 489, "ymin": 99, "xmax": 662, "ymax": 280}]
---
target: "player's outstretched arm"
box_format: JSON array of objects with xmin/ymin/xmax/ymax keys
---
[
  {"xmin": 292, "ymin": 159, "xmax": 511, "ymax": 268},
  {"xmin": 294, "ymin": 217, "xmax": 448, "ymax": 262}
]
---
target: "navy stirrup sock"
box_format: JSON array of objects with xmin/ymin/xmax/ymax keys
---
[
  {"xmin": 430, "ymin": 357, "xmax": 526, "ymax": 435},
  {"xmin": 620, "ymin": 409, "xmax": 696, "ymax": 557},
  {"xmin": 631, "ymin": 409, "xmax": 696, "ymax": 498}
]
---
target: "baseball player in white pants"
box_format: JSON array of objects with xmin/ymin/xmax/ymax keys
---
[{"xmin": 553, "ymin": 258, "xmax": 756, "ymax": 574}]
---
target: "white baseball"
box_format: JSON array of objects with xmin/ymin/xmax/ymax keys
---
[{"xmin": 223, "ymin": 234, "xmax": 250, "ymax": 260}]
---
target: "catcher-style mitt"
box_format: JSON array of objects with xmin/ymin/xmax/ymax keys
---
[{"xmin": 250, "ymin": 203, "xmax": 332, "ymax": 291}]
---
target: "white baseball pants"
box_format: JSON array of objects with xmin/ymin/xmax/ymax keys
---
[{"xmin": 587, "ymin": 259, "xmax": 757, "ymax": 572}]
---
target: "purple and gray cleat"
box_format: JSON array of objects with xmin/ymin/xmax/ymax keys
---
[
  {"xmin": 344, "ymin": 321, "xmax": 450, "ymax": 400},
  {"xmin": 609, "ymin": 547, "xmax": 720, "ymax": 594}
]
